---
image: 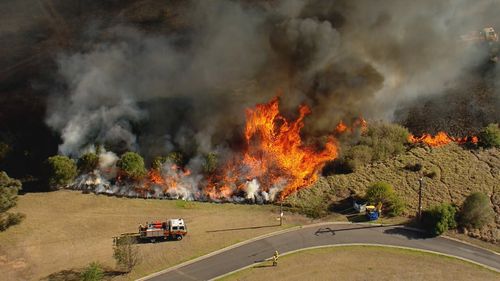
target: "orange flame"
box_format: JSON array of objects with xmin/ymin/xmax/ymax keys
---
[
  {"xmin": 209, "ymin": 96, "xmax": 338, "ymax": 200},
  {"xmin": 335, "ymin": 120, "xmax": 348, "ymax": 134},
  {"xmin": 334, "ymin": 117, "xmax": 368, "ymax": 135},
  {"xmin": 408, "ymin": 131, "xmax": 478, "ymax": 147}
]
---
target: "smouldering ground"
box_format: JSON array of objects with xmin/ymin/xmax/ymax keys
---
[
  {"xmin": 0, "ymin": 190, "xmax": 312, "ymax": 280},
  {"xmin": 220, "ymin": 246, "xmax": 500, "ymax": 281}
]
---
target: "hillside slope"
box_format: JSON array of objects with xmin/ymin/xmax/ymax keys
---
[{"xmin": 286, "ymin": 144, "xmax": 499, "ymax": 243}]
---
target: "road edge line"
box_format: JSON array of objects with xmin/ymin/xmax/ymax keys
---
[{"xmin": 210, "ymin": 244, "xmax": 500, "ymax": 280}]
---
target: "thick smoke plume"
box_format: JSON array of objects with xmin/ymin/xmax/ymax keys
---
[{"xmin": 46, "ymin": 0, "xmax": 500, "ymax": 200}]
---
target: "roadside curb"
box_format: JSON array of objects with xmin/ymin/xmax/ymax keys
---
[
  {"xmin": 442, "ymin": 235, "xmax": 500, "ymax": 256},
  {"xmin": 210, "ymin": 244, "xmax": 500, "ymax": 280}
]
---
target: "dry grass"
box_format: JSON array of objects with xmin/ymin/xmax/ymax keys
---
[
  {"xmin": 220, "ymin": 246, "xmax": 500, "ymax": 281},
  {"xmin": 286, "ymin": 145, "xmax": 500, "ymax": 243},
  {"xmin": 0, "ymin": 190, "xmax": 312, "ymax": 280}
]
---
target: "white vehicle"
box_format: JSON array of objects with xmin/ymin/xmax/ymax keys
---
[{"xmin": 138, "ymin": 218, "xmax": 187, "ymax": 242}]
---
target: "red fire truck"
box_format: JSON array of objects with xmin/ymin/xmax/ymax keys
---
[{"xmin": 138, "ymin": 218, "xmax": 187, "ymax": 242}]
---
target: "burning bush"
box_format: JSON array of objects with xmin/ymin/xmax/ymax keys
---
[
  {"xmin": 116, "ymin": 152, "xmax": 147, "ymax": 181},
  {"xmin": 459, "ymin": 192, "xmax": 494, "ymax": 230},
  {"xmin": 46, "ymin": 155, "xmax": 77, "ymax": 189},
  {"xmin": 478, "ymin": 123, "xmax": 500, "ymax": 148}
]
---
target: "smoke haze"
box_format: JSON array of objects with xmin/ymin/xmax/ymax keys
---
[{"xmin": 44, "ymin": 0, "xmax": 500, "ymax": 158}]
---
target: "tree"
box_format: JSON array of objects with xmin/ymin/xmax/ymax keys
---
[
  {"xmin": 202, "ymin": 153, "xmax": 218, "ymax": 174},
  {"xmin": 46, "ymin": 155, "xmax": 77, "ymax": 189},
  {"xmin": 0, "ymin": 171, "xmax": 24, "ymax": 231},
  {"xmin": 422, "ymin": 203, "xmax": 457, "ymax": 236},
  {"xmin": 459, "ymin": 192, "xmax": 494, "ymax": 229},
  {"xmin": 113, "ymin": 235, "xmax": 139, "ymax": 272},
  {"xmin": 77, "ymin": 152, "xmax": 100, "ymax": 174},
  {"xmin": 116, "ymin": 152, "xmax": 147, "ymax": 180},
  {"xmin": 81, "ymin": 262, "xmax": 104, "ymax": 281},
  {"xmin": 478, "ymin": 123, "xmax": 500, "ymax": 148}
]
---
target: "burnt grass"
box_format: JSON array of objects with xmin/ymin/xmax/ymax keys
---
[{"xmin": 285, "ymin": 144, "xmax": 499, "ymax": 244}]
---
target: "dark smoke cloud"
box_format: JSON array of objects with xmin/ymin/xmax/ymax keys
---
[{"xmin": 45, "ymin": 0, "xmax": 500, "ymax": 158}]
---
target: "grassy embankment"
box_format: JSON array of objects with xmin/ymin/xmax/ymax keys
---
[{"xmin": 286, "ymin": 144, "xmax": 499, "ymax": 245}]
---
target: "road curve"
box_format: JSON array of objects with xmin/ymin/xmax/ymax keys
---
[{"xmin": 141, "ymin": 224, "xmax": 500, "ymax": 281}]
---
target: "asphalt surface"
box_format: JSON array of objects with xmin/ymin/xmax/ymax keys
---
[{"xmin": 144, "ymin": 224, "xmax": 500, "ymax": 281}]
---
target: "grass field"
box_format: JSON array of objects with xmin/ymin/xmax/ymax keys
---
[
  {"xmin": 0, "ymin": 190, "xmax": 312, "ymax": 280},
  {"xmin": 220, "ymin": 246, "xmax": 500, "ymax": 281}
]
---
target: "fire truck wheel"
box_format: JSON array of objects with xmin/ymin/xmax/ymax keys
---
[{"xmin": 175, "ymin": 235, "xmax": 183, "ymax": 241}]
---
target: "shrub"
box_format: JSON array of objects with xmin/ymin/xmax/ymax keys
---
[
  {"xmin": 478, "ymin": 123, "xmax": 500, "ymax": 148},
  {"xmin": 344, "ymin": 145, "xmax": 373, "ymax": 172},
  {"xmin": 365, "ymin": 182, "xmax": 394, "ymax": 205},
  {"xmin": 423, "ymin": 166, "xmax": 439, "ymax": 179},
  {"xmin": 202, "ymin": 153, "xmax": 218, "ymax": 174},
  {"xmin": 365, "ymin": 182, "xmax": 405, "ymax": 217},
  {"xmin": 459, "ymin": 192, "xmax": 494, "ymax": 229},
  {"xmin": 113, "ymin": 235, "xmax": 139, "ymax": 272},
  {"xmin": 359, "ymin": 122, "xmax": 409, "ymax": 161},
  {"xmin": 0, "ymin": 212, "xmax": 25, "ymax": 231},
  {"xmin": 46, "ymin": 155, "xmax": 77, "ymax": 189},
  {"xmin": 387, "ymin": 195, "xmax": 406, "ymax": 217},
  {"xmin": 0, "ymin": 171, "xmax": 24, "ymax": 231},
  {"xmin": 152, "ymin": 152, "xmax": 184, "ymax": 170},
  {"xmin": 422, "ymin": 203, "xmax": 457, "ymax": 236},
  {"xmin": 77, "ymin": 153, "xmax": 100, "ymax": 174},
  {"xmin": 81, "ymin": 262, "xmax": 104, "ymax": 281},
  {"xmin": 338, "ymin": 123, "xmax": 409, "ymax": 173},
  {"xmin": 116, "ymin": 152, "xmax": 147, "ymax": 180},
  {"xmin": 404, "ymin": 162, "xmax": 422, "ymax": 172}
]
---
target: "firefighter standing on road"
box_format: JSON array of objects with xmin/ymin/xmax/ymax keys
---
[{"xmin": 272, "ymin": 250, "xmax": 279, "ymax": 266}]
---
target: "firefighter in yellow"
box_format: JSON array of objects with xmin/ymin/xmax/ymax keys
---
[{"xmin": 272, "ymin": 250, "xmax": 279, "ymax": 266}]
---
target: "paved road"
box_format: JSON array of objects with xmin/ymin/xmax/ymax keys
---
[{"xmin": 144, "ymin": 224, "xmax": 500, "ymax": 281}]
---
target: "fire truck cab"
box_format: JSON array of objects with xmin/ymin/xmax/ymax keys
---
[{"xmin": 139, "ymin": 218, "xmax": 187, "ymax": 242}]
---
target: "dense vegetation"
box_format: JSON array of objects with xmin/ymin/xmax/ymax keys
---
[
  {"xmin": 459, "ymin": 192, "xmax": 495, "ymax": 229},
  {"xmin": 46, "ymin": 155, "xmax": 77, "ymax": 189},
  {"xmin": 77, "ymin": 153, "xmax": 100, "ymax": 174},
  {"xmin": 336, "ymin": 123, "xmax": 410, "ymax": 173},
  {"xmin": 364, "ymin": 182, "xmax": 405, "ymax": 217},
  {"xmin": 0, "ymin": 171, "xmax": 24, "ymax": 231},
  {"xmin": 422, "ymin": 203, "xmax": 457, "ymax": 236},
  {"xmin": 478, "ymin": 123, "xmax": 500, "ymax": 148},
  {"xmin": 116, "ymin": 152, "xmax": 147, "ymax": 180}
]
